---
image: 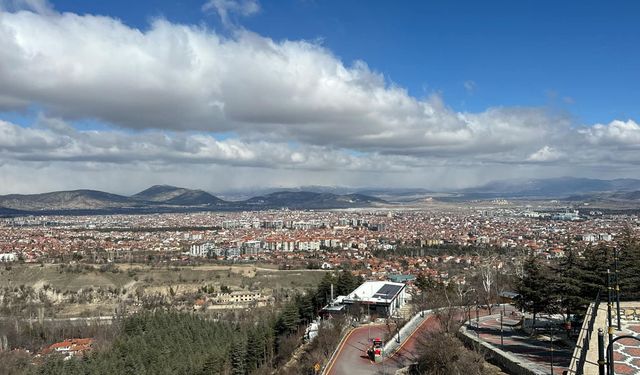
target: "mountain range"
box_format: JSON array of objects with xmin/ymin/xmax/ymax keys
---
[
  {"xmin": 0, "ymin": 185, "xmax": 386, "ymax": 215},
  {"xmin": 2, "ymin": 177, "xmax": 640, "ymax": 216},
  {"xmin": 462, "ymin": 177, "xmax": 640, "ymax": 197}
]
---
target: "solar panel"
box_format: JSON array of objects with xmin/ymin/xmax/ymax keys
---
[{"xmin": 373, "ymin": 284, "xmax": 402, "ymax": 300}]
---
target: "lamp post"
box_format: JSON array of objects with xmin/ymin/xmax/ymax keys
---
[
  {"xmin": 551, "ymin": 332, "xmax": 555, "ymax": 375},
  {"xmin": 476, "ymin": 302, "xmax": 480, "ymax": 337},
  {"xmin": 500, "ymin": 311, "xmax": 504, "ymax": 348},
  {"xmin": 607, "ymin": 268, "xmax": 614, "ymax": 361},
  {"xmin": 614, "ymin": 248, "xmax": 621, "ymax": 331}
]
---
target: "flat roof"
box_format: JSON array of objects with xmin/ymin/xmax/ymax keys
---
[{"xmin": 343, "ymin": 281, "xmax": 405, "ymax": 305}]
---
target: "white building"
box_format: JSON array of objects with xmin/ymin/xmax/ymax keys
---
[
  {"xmin": 342, "ymin": 281, "xmax": 407, "ymax": 317},
  {"xmin": 190, "ymin": 242, "xmax": 217, "ymax": 257}
]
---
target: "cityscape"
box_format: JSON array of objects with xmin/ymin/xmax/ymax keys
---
[{"xmin": 1, "ymin": 1, "xmax": 639, "ymax": 375}]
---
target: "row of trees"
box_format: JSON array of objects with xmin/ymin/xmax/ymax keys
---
[{"xmin": 516, "ymin": 231, "xmax": 640, "ymax": 326}]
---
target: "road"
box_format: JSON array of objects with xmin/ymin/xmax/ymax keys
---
[
  {"xmin": 326, "ymin": 315, "xmax": 440, "ymax": 375},
  {"xmin": 325, "ymin": 308, "xmax": 496, "ymax": 375}
]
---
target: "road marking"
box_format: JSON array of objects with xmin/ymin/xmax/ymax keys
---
[{"xmin": 324, "ymin": 327, "xmax": 356, "ymax": 375}]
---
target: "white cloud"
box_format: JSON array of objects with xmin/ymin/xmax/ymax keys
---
[
  {"xmin": 527, "ymin": 146, "xmax": 564, "ymax": 162},
  {"xmin": 202, "ymin": 0, "xmax": 259, "ymax": 27},
  {"xmin": 0, "ymin": 9, "xmax": 638, "ymax": 191},
  {"xmin": 0, "ymin": 117, "xmax": 415, "ymax": 172},
  {"xmin": 463, "ymin": 80, "xmax": 476, "ymax": 94},
  {"xmin": 0, "ymin": 0, "xmax": 53, "ymax": 14},
  {"xmin": 0, "ymin": 10, "xmax": 572, "ymax": 162},
  {"xmin": 579, "ymin": 120, "xmax": 640, "ymax": 148}
]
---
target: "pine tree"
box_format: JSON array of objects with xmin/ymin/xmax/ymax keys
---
[
  {"xmin": 229, "ymin": 335, "xmax": 246, "ymax": 375},
  {"xmin": 617, "ymin": 228, "xmax": 640, "ymax": 300},
  {"xmin": 245, "ymin": 330, "xmax": 259, "ymax": 375},
  {"xmin": 515, "ymin": 255, "xmax": 554, "ymax": 327},
  {"xmin": 549, "ymin": 248, "xmax": 590, "ymax": 320},
  {"xmin": 414, "ymin": 273, "xmax": 430, "ymax": 293},
  {"xmin": 314, "ymin": 273, "xmax": 336, "ymax": 309},
  {"xmin": 276, "ymin": 302, "xmax": 300, "ymax": 335},
  {"xmin": 581, "ymin": 245, "xmax": 610, "ymax": 299}
]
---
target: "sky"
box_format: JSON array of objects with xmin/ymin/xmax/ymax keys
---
[{"xmin": 0, "ymin": 0, "xmax": 639, "ymax": 194}]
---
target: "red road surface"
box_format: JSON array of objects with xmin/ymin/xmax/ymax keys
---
[{"xmin": 326, "ymin": 309, "xmax": 494, "ymax": 375}]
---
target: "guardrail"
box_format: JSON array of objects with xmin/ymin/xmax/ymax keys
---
[{"xmin": 570, "ymin": 291, "xmax": 601, "ymax": 375}]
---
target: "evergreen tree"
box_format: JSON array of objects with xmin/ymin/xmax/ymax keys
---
[
  {"xmin": 549, "ymin": 248, "xmax": 590, "ymax": 320},
  {"xmin": 229, "ymin": 335, "xmax": 246, "ymax": 375},
  {"xmin": 414, "ymin": 273, "xmax": 430, "ymax": 293},
  {"xmin": 313, "ymin": 273, "xmax": 336, "ymax": 310},
  {"xmin": 515, "ymin": 255, "xmax": 554, "ymax": 327},
  {"xmin": 581, "ymin": 245, "xmax": 610, "ymax": 299},
  {"xmin": 617, "ymin": 228, "xmax": 640, "ymax": 300},
  {"xmin": 276, "ymin": 302, "xmax": 300, "ymax": 335},
  {"xmin": 245, "ymin": 329, "xmax": 259, "ymax": 374}
]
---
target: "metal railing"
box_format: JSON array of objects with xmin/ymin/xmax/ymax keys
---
[{"xmin": 575, "ymin": 291, "xmax": 601, "ymax": 374}]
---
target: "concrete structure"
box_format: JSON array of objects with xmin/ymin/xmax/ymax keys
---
[
  {"xmin": 342, "ymin": 281, "xmax": 407, "ymax": 317},
  {"xmin": 568, "ymin": 301, "xmax": 640, "ymax": 375}
]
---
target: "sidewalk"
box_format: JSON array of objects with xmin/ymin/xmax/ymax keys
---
[{"xmin": 464, "ymin": 311, "xmax": 573, "ymax": 375}]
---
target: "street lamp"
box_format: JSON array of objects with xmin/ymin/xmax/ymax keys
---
[{"xmin": 476, "ymin": 302, "xmax": 480, "ymax": 337}]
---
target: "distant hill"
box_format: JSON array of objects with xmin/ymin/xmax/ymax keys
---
[
  {"xmin": 0, "ymin": 190, "xmax": 134, "ymax": 211},
  {"xmin": 462, "ymin": 177, "xmax": 640, "ymax": 198},
  {"xmin": 564, "ymin": 190, "xmax": 640, "ymax": 203},
  {"xmin": 132, "ymin": 185, "xmax": 225, "ymax": 206},
  {"xmin": 0, "ymin": 186, "xmax": 388, "ymax": 216},
  {"xmin": 243, "ymin": 191, "xmax": 386, "ymax": 209}
]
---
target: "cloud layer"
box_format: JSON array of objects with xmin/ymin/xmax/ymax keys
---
[{"xmin": 0, "ymin": 6, "xmax": 638, "ymax": 193}]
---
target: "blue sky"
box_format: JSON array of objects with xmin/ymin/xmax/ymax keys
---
[
  {"xmin": 50, "ymin": 0, "xmax": 639, "ymax": 125},
  {"xmin": 0, "ymin": 0, "xmax": 639, "ymax": 193}
]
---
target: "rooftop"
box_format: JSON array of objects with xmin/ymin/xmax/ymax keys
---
[{"xmin": 344, "ymin": 280, "xmax": 405, "ymax": 304}]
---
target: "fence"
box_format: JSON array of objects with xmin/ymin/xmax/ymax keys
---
[{"xmin": 572, "ymin": 291, "xmax": 601, "ymax": 375}]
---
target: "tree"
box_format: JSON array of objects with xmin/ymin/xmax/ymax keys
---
[
  {"xmin": 276, "ymin": 302, "xmax": 300, "ymax": 336},
  {"xmin": 581, "ymin": 245, "xmax": 610, "ymax": 299},
  {"xmin": 229, "ymin": 335, "xmax": 246, "ymax": 375},
  {"xmin": 413, "ymin": 331, "xmax": 488, "ymax": 375},
  {"xmin": 549, "ymin": 247, "xmax": 590, "ymax": 320},
  {"xmin": 414, "ymin": 273, "xmax": 430, "ymax": 293},
  {"xmin": 479, "ymin": 261, "xmax": 496, "ymax": 314},
  {"xmin": 515, "ymin": 254, "xmax": 554, "ymax": 328},
  {"xmin": 617, "ymin": 228, "xmax": 640, "ymax": 300},
  {"xmin": 335, "ymin": 271, "xmax": 360, "ymax": 296}
]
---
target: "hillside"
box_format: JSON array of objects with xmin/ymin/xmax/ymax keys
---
[
  {"xmin": 132, "ymin": 185, "xmax": 226, "ymax": 206},
  {"xmin": 0, "ymin": 190, "xmax": 135, "ymax": 211},
  {"xmin": 0, "ymin": 187, "xmax": 387, "ymax": 215},
  {"xmin": 462, "ymin": 177, "xmax": 640, "ymax": 198},
  {"xmin": 244, "ymin": 191, "xmax": 386, "ymax": 208}
]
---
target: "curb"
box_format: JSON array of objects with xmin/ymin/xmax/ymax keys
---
[{"xmin": 321, "ymin": 325, "xmax": 355, "ymax": 375}]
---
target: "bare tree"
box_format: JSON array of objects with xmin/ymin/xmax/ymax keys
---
[{"xmin": 480, "ymin": 264, "xmax": 494, "ymax": 314}]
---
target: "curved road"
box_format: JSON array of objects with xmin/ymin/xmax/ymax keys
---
[
  {"xmin": 326, "ymin": 308, "xmax": 496, "ymax": 375},
  {"xmin": 326, "ymin": 316, "xmax": 439, "ymax": 375}
]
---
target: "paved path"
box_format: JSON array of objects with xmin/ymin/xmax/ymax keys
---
[
  {"xmin": 470, "ymin": 311, "xmax": 573, "ymax": 375},
  {"xmin": 610, "ymin": 304, "xmax": 640, "ymax": 375}
]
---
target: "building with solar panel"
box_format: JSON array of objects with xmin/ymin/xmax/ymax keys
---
[{"xmin": 341, "ymin": 281, "xmax": 407, "ymax": 317}]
